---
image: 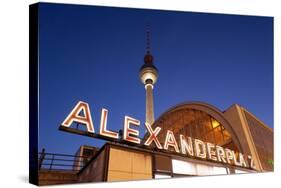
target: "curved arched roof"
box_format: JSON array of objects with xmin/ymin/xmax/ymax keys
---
[{"xmin": 152, "ymin": 101, "xmax": 245, "ymax": 153}]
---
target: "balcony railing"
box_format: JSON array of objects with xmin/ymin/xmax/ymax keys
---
[{"xmin": 38, "ymin": 149, "xmax": 89, "ymax": 172}]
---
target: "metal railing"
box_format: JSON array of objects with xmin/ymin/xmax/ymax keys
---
[{"xmin": 38, "ymin": 149, "xmax": 89, "ymax": 172}]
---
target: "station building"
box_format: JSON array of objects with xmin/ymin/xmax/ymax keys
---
[
  {"xmin": 38, "ymin": 102, "xmax": 273, "ymax": 185},
  {"xmin": 78, "ymin": 102, "xmax": 273, "ymax": 181}
]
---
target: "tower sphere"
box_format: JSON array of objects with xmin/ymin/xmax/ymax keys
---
[{"xmin": 139, "ymin": 62, "xmax": 158, "ymax": 85}]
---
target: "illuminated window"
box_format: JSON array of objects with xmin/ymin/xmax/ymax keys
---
[
  {"xmin": 211, "ymin": 119, "xmax": 220, "ymax": 129},
  {"xmin": 196, "ymin": 164, "xmax": 214, "ymax": 175},
  {"xmin": 223, "ymin": 128, "xmax": 231, "ymax": 138},
  {"xmin": 235, "ymin": 169, "xmax": 249, "ymax": 174},
  {"xmin": 213, "ymin": 166, "xmax": 228, "ymax": 175},
  {"xmin": 197, "ymin": 164, "xmax": 228, "ymax": 175},
  {"xmin": 154, "ymin": 109, "xmax": 239, "ymax": 154},
  {"xmin": 154, "ymin": 174, "xmax": 171, "ymax": 179},
  {"xmin": 172, "ymin": 159, "xmax": 228, "ymax": 176},
  {"xmin": 172, "ymin": 159, "xmax": 197, "ymax": 175},
  {"xmin": 214, "ymin": 127, "xmax": 224, "ymax": 145}
]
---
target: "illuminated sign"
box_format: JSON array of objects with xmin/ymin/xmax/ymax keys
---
[{"xmin": 60, "ymin": 101, "xmax": 256, "ymax": 170}]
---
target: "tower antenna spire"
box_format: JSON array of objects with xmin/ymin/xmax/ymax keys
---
[
  {"xmin": 144, "ymin": 24, "xmax": 154, "ymax": 64},
  {"xmin": 146, "ymin": 24, "xmax": 151, "ymax": 54}
]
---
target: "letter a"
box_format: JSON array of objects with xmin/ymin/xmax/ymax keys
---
[{"xmin": 61, "ymin": 101, "xmax": 95, "ymax": 133}]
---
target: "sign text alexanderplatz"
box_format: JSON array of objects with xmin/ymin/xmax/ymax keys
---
[{"xmin": 59, "ymin": 101, "xmax": 256, "ymax": 170}]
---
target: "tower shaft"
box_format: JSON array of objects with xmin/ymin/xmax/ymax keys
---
[{"xmin": 145, "ymin": 84, "xmax": 154, "ymax": 125}]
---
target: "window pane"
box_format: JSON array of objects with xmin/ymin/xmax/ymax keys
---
[
  {"xmin": 235, "ymin": 169, "xmax": 249, "ymax": 174},
  {"xmin": 211, "ymin": 119, "xmax": 220, "ymax": 129},
  {"xmin": 196, "ymin": 164, "xmax": 214, "ymax": 175},
  {"xmin": 172, "ymin": 159, "xmax": 197, "ymax": 175},
  {"xmin": 154, "ymin": 174, "xmax": 171, "ymax": 179},
  {"xmin": 213, "ymin": 166, "xmax": 228, "ymax": 175}
]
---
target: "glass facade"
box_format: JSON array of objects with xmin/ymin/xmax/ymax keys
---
[{"xmin": 153, "ymin": 109, "xmax": 238, "ymax": 152}]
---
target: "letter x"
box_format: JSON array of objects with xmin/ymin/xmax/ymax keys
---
[{"xmin": 144, "ymin": 122, "xmax": 162, "ymax": 149}]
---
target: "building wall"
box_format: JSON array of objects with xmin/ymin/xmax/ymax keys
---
[
  {"xmin": 39, "ymin": 170, "xmax": 77, "ymax": 185},
  {"xmin": 73, "ymin": 145, "xmax": 99, "ymax": 171},
  {"xmin": 78, "ymin": 147, "xmax": 106, "ymax": 182},
  {"xmin": 223, "ymin": 105, "xmax": 253, "ymax": 156},
  {"xmin": 224, "ymin": 104, "xmax": 273, "ymax": 171},
  {"xmin": 243, "ymin": 109, "xmax": 273, "ymax": 171},
  {"xmin": 107, "ymin": 146, "xmax": 152, "ymax": 181}
]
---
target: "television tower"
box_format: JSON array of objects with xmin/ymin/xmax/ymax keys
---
[{"xmin": 139, "ymin": 26, "xmax": 158, "ymax": 126}]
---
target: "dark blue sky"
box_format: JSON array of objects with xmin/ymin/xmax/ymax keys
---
[{"xmin": 38, "ymin": 3, "xmax": 273, "ymax": 154}]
